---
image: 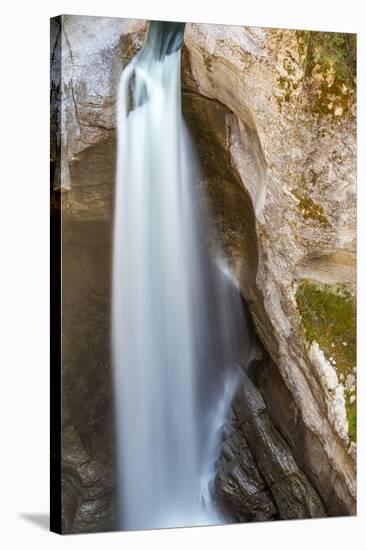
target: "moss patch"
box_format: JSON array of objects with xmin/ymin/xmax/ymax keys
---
[
  {"xmin": 346, "ymin": 391, "xmax": 356, "ymax": 443},
  {"xmin": 296, "ymin": 280, "xmax": 356, "ymax": 441},
  {"xmin": 293, "ymin": 190, "xmax": 329, "ymax": 227},
  {"xmin": 276, "ymin": 74, "xmax": 299, "ymax": 107},
  {"xmin": 296, "ymin": 31, "xmax": 356, "ymax": 118}
]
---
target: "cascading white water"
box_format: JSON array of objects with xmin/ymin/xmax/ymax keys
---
[{"xmin": 112, "ymin": 21, "xmax": 250, "ymax": 530}]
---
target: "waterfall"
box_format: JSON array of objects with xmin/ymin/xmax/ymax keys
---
[{"xmin": 112, "ymin": 21, "xmax": 250, "ymax": 530}]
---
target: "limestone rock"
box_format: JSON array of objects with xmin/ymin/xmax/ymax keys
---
[{"xmin": 183, "ymin": 22, "xmax": 356, "ymax": 514}]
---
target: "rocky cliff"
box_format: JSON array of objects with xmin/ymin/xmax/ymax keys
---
[{"xmin": 51, "ymin": 15, "xmax": 356, "ymax": 532}]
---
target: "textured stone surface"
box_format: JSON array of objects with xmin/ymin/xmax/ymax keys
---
[
  {"xmin": 182, "ymin": 91, "xmax": 258, "ymax": 294},
  {"xmin": 62, "ymin": 426, "xmax": 116, "ymax": 533},
  {"xmin": 253, "ymin": 356, "xmax": 352, "ymax": 516},
  {"xmin": 182, "ymin": 23, "xmax": 356, "ymax": 514},
  {"xmin": 51, "ymin": 15, "xmax": 357, "ymax": 530},
  {"xmin": 216, "ymin": 366, "xmax": 327, "ymax": 521},
  {"xmin": 215, "ymin": 424, "xmax": 278, "ymax": 522},
  {"xmin": 60, "ymin": 210, "xmax": 115, "ymax": 533}
]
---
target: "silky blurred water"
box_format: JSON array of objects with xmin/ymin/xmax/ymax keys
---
[{"xmin": 112, "ymin": 21, "xmax": 250, "ymax": 530}]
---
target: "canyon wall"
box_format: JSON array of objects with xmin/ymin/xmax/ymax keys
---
[{"xmin": 51, "ymin": 16, "xmax": 356, "ymax": 532}]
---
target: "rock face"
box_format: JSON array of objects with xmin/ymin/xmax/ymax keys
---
[
  {"xmin": 215, "ymin": 362, "xmax": 327, "ymax": 522},
  {"xmin": 182, "ymin": 23, "xmax": 356, "ymax": 517},
  {"xmin": 60, "ymin": 215, "xmax": 116, "ymax": 532},
  {"xmin": 51, "ymin": 15, "xmax": 356, "ymax": 532}
]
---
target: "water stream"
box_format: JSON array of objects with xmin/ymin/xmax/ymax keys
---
[{"xmin": 112, "ymin": 21, "xmax": 250, "ymax": 530}]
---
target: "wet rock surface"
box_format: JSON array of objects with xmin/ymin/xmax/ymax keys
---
[
  {"xmin": 62, "ymin": 426, "xmax": 116, "ymax": 533},
  {"xmin": 215, "ymin": 422, "xmax": 278, "ymax": 522},
  {"xmin": 216, "ymin": 364, "xmax": 327, "ymax": 521},
  {"xmin": 60, "ymin": 213, "xmax": 116, "ymax": 533}
]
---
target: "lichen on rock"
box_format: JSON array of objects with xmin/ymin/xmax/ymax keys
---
[{"xmin": 295, "ymin": 31, "xmax": 356, "ymax": 119}]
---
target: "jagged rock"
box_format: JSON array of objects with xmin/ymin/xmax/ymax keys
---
[
  {"xmin": 62, "ymin": 426, "xmax": 116, "ymax": 533},
  {"xmin": 215, "ymin": 427, "xmax": 278, "ymax": 522},
  {"xmin": 217, "ymin": 367, "xmax": 327, "ymax": 520},
  {"xmin": 253, "ymin": 356, "xmax": 353, "ymax": 516}
]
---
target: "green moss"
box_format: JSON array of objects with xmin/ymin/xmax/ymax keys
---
[
  {"xmin": 295, "ymin": 31, "xmax": 356, "ymax": 118},
  {"xmin": 276, "ymin": 74, "xmax": 299, "ymax": 107},
  {"xmin": 297, "ymin": 31, "xmax": 309, "ymax": 64},
  {"xmin": 283, "ymin": 57, "xmax": 296, "ymax": 76},
  {"xmin": 293, "ymin": 190, "xmax": 329, "ymax": 227},
  {"xmin": 345, "ymin": 390, "xmax": 357, "ymax": 443},
  {"xmin": 296, "ymin": 280, "xmax": 357, "ymax": 441},
  {"xmin": 296, "ymin": 31, "xmax": 356, "ymax": 82}
]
